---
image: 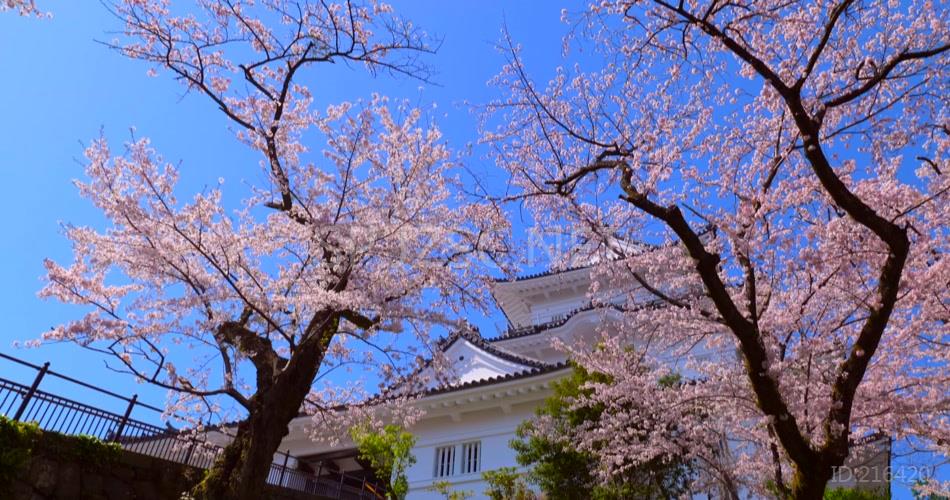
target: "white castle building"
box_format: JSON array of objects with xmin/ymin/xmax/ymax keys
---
[{"xmin": 270, "ymin": 264, "xmax": 889, "ymax": 499}]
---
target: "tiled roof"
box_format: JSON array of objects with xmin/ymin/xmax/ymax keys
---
[
  {"xmin": 416, "ymin": 362, "xmax": 569, "ymax": 398},
  {"xmin": 486, "ymin": 301, "xmax": 663, "ymax": 343},
  {"xmin": 440, "ymin": 327, "xmax": 552, "ymax": 369},
  {"xmin": 492, "ymin": 263, "xmax": 592, "ymax": 283},
  {"xmin": 486, "ymin": 302, "xmax": 598, "ymax": 342}
]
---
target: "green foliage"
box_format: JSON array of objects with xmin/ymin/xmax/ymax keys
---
[
  {"xmin": 657, "ymin": 372, "xmax": 682, "ymax": 388},
  {"xmin": 764, "ymin": 479, "xmax": 788, "ymax": 499},
  {"xmin": 512, "ymin": 364, "xmax": 694, "ymax": 499},
  {"xmin": 66, "ymin": 433, "xmax": 122, "ymax": 465},
  {"xmin": 511, "ymin": 365, "xmax": 604, "ymax": 499},
  {"xmin": 824, "ymin": 486, "xmax": 889, "ymax": 500},
  {"xmin": 350, "ymin": 424, "xmax": 416, "ymax": 500},
  {"xmin": 0, "ymin": 414, "xmax": 121, "ymax": 491},
  {"xmin": 0, "ymin": 416, "xmax": 42, "ymax": 490},
  {"xmin": 482, "ymin": 467, "xmax": 537, "ymax": 500},
  {"xmin": 428, "ymin": 480, "xmax": 473, "ymax": 500}
]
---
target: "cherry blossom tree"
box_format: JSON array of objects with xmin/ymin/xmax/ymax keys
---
[
  {"xmin": 1, "ymin": 0, "xmax": 42, "ymax": 16},
  {"xmin": 38, "ymin": 1, "xmax": 507, "ymax": 498},
  {"xmin": 487, "ymin": 0, "xmax": 948, "ymax": 497}
]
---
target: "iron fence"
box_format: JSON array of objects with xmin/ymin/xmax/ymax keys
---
[{"xmin": 0, "ymin": 351, "xmax": 382, "ymax": 499}]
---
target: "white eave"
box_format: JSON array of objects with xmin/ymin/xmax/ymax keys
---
[
  {"xmin": 490, "ymin": 266, "xmax": 592, "ymax": 328},
  {"xmin": 416, "ymin": 366, "xmax": 569, "ymax": 419}
]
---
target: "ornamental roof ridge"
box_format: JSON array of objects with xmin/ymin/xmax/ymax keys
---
[
  {"xmin": 484, "ymin": 299, "xmax": 666, "ymax": 343},
  {"xmin": 486, "ymin": 300, "xmax": 666, "ymax": 343},
  {"xmin": 484, "ymin": 301, "xmax": 598, "ymax": 342}
]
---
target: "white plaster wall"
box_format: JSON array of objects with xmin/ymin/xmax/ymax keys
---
[{"xmin": 404, "ymin": 402, "xmax": 539, "ymax": 499}]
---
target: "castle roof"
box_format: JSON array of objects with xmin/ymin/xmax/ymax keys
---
[
  {"xmin": 379, "ymin": 326, "xmax": 564, "ymax": 401},
  {"xmin": 491, "ymin": 262, "xmax": 593, "ymax": 283},
  {"xmin": 413, "ymin": 360, "xmax": 568, "ymax": 398},
  {"xmin": 438, "ymin": 328, "xmax": 552, "ymax": 369}
]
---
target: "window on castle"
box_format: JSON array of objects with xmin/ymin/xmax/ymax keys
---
[
  {"xmin": 434, "ymin": 445, "xmax": 455, "ymax": 478},
  {"xmin": 461, "ymin": 441, "xmax": 481, "ymax": 474}
]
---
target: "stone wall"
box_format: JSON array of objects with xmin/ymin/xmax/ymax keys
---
[{"xmin": 9, "ymin": 432, "xmax": 328, "ymax": 500}]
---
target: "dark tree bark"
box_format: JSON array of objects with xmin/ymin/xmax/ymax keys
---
[{"xmin": 192, "ymin": 314, "xmax": 339, "ymax": 500}]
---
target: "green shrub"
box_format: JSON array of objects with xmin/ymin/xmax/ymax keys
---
[
  {"xmin": 66, "ymin": 433, "xmax": 122, "ymax": 465},
  {"xmin": 0, "ymin": 414, "xmax": 121, "ymax": 492},
  {"xmin": 428, "ymin": 480, "xmax": 473, "ymax": 500},
  {"xmin": 0, "ymin": 415, "xmax": 42, "ymax": 490},
  {"xmin": 511, "ymin": 364, "xmax": 694, "ymax": 499},
  {"xmin": 350, "ymin": 424, "xmax": 416, "ymax": 500},
  {"xmin": 824, "ymin": 486, "xmax": 889, "ymax": 500},
  {"xmin": 482, "ymin": 467, "xmax": 537, "ymax": 500}
]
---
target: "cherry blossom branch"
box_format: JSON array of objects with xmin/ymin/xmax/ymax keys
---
[
  {"xmin": 794, "ymin": 0, "xmax": 857, "ymax": 90},
  {"xmin": 824, "ymin": 42, "xmax": 950, "ymax": 109},
  {"xmin": 1, "ymin": 0, "xmax": 44, "ymax": 17}
]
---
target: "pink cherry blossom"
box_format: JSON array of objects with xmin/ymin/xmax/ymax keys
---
[{"xmin": 1, "ymin": 0, "xmax": 45, "ymax": 17}]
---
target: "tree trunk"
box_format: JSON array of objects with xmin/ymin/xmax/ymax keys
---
[
  {"xmin": 788, "ymin": 461, "xmax": 833, "ymax": 500},
  {"xmin": 192, "ymin": 316, "xmax": 338, "ymax": 500},
  {"xmin": 191, "ymin": 394, "xmax": 299, "ymax": 500}
]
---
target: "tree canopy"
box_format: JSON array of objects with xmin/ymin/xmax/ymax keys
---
[
  {"xmin": 513, "ymin": 364, "xmax": 695, "ymax": 499},
  {"xmin": 487, "ymin": 0, "xmax": 948, "ymax": 496},
  {"xmin": 350, "ymin": 424, "xmax": 416, "ymax": 500},
  {"xmin": 36, "ymin": 1, "xmax": 507, "ymax": 498}
]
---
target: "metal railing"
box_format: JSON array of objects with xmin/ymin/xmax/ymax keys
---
[
  {"xmin": 0, "ymin": 351, "xmax": 383, "ymax": 500},
  {"xmin": 270, "ymin": 462, "xmax": 384, "ymax": 499}
]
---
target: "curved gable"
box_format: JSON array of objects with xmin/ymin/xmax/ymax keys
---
[{"xmin": 442, "ymin": 336, "xmax": 537, "ymax": 384}]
